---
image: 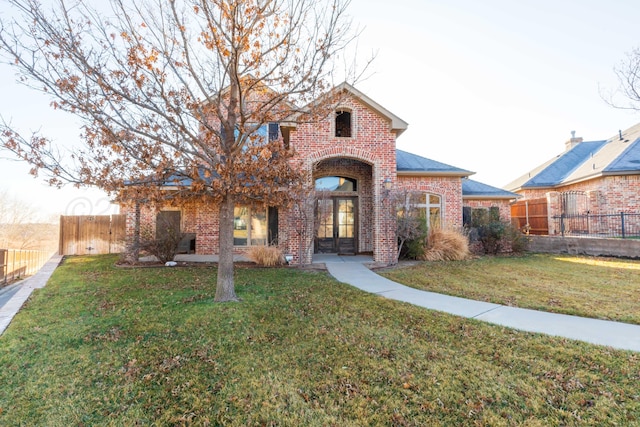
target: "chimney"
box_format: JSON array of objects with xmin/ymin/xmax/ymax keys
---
[{"xmin": 565, "ymin": 130, "xmax": 583, "ymax": 151}]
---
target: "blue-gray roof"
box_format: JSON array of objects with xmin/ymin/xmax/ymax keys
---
[
  {"xmin": 396, "ymin": 149, "xmax": 472, "ymax": 175},
  {"xmin": 604, "ymin": 137, "xmax": 640, "ymax": 173},
  {"xmin": 506, "ymin": 122, "xmax": 640, "ymax": 191},
  {"xmin": 154, "ymin": 149, "xmax": 507, "ymax": 201},
  {"xmin": 462, "ymin": 179, "xmax": 519, "ymax": 199},
  {"xmin": 521, "ymin": 140, "xmax": 607, "ymax": 188}
]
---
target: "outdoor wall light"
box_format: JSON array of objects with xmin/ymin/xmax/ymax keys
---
[{"xmin": 383, "ymin": 177, "xmax": 393, "ymax": 191}]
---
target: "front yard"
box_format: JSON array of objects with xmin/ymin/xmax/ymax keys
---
[
  {"xmin": 0, "ymin": 254, "xmax": 638, "ymax": 426},
  {"xmin": 380, "ymin": 254, "xmax": 640, "ymax": 325}
]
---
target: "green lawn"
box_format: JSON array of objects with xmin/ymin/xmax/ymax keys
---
[
  {"xmin": 380, "ymin": 253, "xmax": 640, "ymax": 325},
  {"xmin": 0, "ymin": 254, "xmax": 638, "ymax": 426}
]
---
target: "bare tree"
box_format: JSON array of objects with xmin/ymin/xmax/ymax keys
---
[
  {"xmin": 288, "ymin": 186, "xmax": 331, "ymax": 265},
  {"xmin": 0, "ymin": 189, "xmax": 58, "ymax": 250},
  {"xmin": 0, "ymin": 0, "xmax": 366, "ymax": 301},
  {"xmin": 393, "ymin": 189, "xmax": 427, "ymax": 262},
  {"xmin": 602, "ymin": 46, "xmax": 640, "ymax": 111}
]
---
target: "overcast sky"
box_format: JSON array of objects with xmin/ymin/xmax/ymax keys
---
[{"xmin": 1, "ymin": 0, "xmax": 639, "ymax": 217}]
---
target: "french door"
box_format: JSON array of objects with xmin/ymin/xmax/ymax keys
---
[{"xmin": 315, "ymin": 197, "xmax": 357, "ymax": 254}]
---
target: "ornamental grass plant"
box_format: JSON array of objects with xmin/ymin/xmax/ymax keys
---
[
  {"xmin": 420, "ymin": 227, "xmax": 470, "ymax": 261},
  {"xmin": 245, "ymin": 245, "xmax": 286, "ymax": 266}
]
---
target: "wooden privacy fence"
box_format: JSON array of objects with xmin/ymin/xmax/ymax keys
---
[
  {"xmin": 59, "ymin": 215, "xmax": 126, "ymax": 256},
  {"xmin": 511, "ymin": 198, "xmax": 549, "ymax": 235},
  {"xmin": 0, "ymin": 249, "xmax": 53, "ymax": 285}
]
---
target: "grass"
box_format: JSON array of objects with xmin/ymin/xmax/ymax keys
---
[
  {"xmin": 380, "ymin": 253, "xmax": 640, "ymax": 325},
  {"xmin": 0, "ymin": 254, "xmax": 638, "ymax": 426}
]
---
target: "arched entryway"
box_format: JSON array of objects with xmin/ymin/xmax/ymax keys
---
[{"xmin": 313, "ymin": 158, "xmax": 373, "ymax": 256}]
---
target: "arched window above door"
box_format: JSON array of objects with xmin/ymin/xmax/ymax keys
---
[{"xmin": 315, "ymin": 176, "xmax": 357, "ymax": 192}]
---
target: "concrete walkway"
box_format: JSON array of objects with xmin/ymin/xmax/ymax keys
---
[
  {"xmin": 322, "ymin": 256, "xmax": 640, "ymax": 353},
  {"xmin": 0, "ymin": 255, "xmax": 63, "ymax": 335}
]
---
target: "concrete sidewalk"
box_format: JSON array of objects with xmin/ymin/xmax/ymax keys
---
[
  {"xmin": 325, "ymin": 260, "xmax": 640, "ymax": 353},
  {"xmin": 0, "ymin": 254, "xmax": 63, "ymax": 335}
]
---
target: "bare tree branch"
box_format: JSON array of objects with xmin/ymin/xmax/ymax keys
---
[
  {"xmin": 0, "ymin": 0, "xmax": 367, "ymax": 301},
  {"xmin": 601, "ymin": 46, "xmax": 640, "ymax": 111}
]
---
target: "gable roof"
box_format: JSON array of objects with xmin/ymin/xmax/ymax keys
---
[
  {"xmin": 336, "ymin": 82, "xmax": 409, "ymax": 136},
  {"xmin": 506, "ymin": 122, "xmax": 640, "ymax": 191},
  {"xmin": 396, "ymin": 149, "xmax": 473, "ymax": 177},
  {"xmin": 462, "ymin": 178, "xmax": 519, "ymax": 200}
]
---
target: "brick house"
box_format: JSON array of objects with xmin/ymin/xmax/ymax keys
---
[
  {"xmin": 121, "ymin": 83, "xmax": 517, "ymax": 265},
  {"xmin": 506, "ymin": 123, "xmax": 640, "ymax": 236}
]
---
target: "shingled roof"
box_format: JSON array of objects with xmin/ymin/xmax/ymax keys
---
[
  {"xmin": 506, "ymin": 122, "xmax": 640, "ymax": 191},
  {"xmin": 462, "ymin": 178, "xmax": 519, "ymax": 200},
  {"xmin": 396, "ymin": 149, "xmax": 516, "ymax": 199},
  {"xmin": 396, "ymin": 149, "xmax": 473, "ymax": 176}
]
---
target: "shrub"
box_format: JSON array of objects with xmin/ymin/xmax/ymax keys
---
[
  {"xmin": 467, "ymin": 207, "xmax": 531, "ymax": 255},
  {"xmin": 136, "ymin": 216, "xmax": 184, "ymax": 264},
  {"xmin": 138, "ymin": 231, "xmax": 184, "ymax": 264},
  {"xmin": 420, "ymin": 227, "xmax": 470, "ymax": 261},
  {"xmin": 139, "ymin": 238, "xmax": 181, "ymax": 264},
  {"xmin": 503, "ymin": 222, "xmax": 531, "ymax": 254},
  {"xmin": 468, "ymin": 209, "xmax": 530, "ymax": 255},
  {"xmin": 476, "ymin": 221, "xmax": 505, "ymax": 255},
  {"xmin": 246, "ymin": 246, "xmax": 285, "ymax": 267},
  {"xmin": 398, "ymin": 216, "xmax": 428, "ymax": 260}
]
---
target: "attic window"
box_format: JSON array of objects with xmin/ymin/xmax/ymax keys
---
[{"xmin": 335, "ymin": 110, "xmax": 352, "ymax": 138}]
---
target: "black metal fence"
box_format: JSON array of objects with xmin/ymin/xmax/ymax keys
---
[{"xmin": 551, "ymin": 212, "xmax": 640, "ymax": 239}]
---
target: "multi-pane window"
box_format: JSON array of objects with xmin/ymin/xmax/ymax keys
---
[
  {"xmin": 233, "ymin": 206, "xmax": 268, "ymax": 246},
  {"xmin": 397, "ymin": 192, "xmax": 443, "ymax": 228},
  {"xmin": 413, "ymin": 193, "xmax": 442, "ymax": 228},
  {"xmin": 316, "ymin": 199, "xmax": 333, "ymax": 239},
  {"xmin": 464, "ymin": 206, "xmax": 500, "ymax": 227}
]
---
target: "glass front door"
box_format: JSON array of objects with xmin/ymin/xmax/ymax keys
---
[{"xmin": 315, "ymin": 197, "xmax": 357, "ymax": 254}]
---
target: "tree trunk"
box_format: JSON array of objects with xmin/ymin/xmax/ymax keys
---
[{"xmin": 215, "ymin": 194, "xmax": 239, "ymax": 302}]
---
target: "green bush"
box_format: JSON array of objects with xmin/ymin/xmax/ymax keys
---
[
  {"xmin": 476, "ymin": 220, "xmax": 505, "ymax": 255},
  {"xmin": 469, "ymin": 208, "xmax": 530, "ymax": 255},
  {"xmin": 504, "ymin": 222, "xmax": 531, "ymax": 254}
]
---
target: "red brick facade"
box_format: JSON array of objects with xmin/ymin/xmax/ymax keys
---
[
  {"xmin": 463, "ymin": 199, "xmax": 513, "ymax": 222},
  {"xmin": 120, "ymin": 86, "xmax": 487, "ymax": 265},
  {"xmin": 397, "ymin": 176, "xmax": 465, "ymax": 229},
  {"xmin": 515, "ymin": 175, "xmax": 640, "ymax": 235}
]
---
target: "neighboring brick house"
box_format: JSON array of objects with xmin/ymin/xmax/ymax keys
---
[
  {"xmin": 121, "ymin": 83, "xmax": 517, "ymax": 265},
  {"xmin": 506, "ymin": 123, "xmax": 640, "ymax": 235}
]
